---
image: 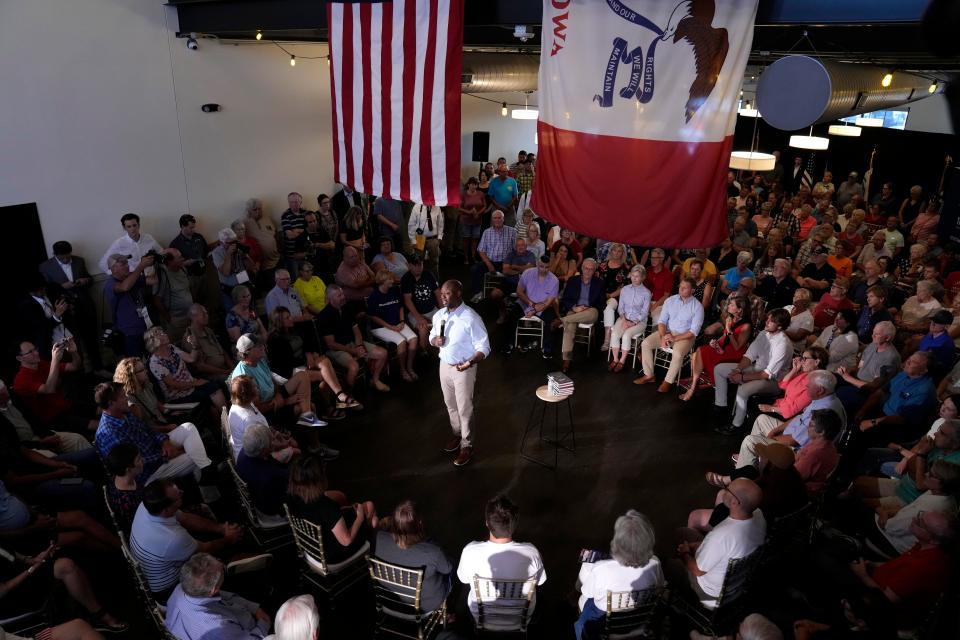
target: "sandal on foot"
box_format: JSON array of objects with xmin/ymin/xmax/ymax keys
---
[
  {"xmin": 335, "ymin": 392, "xmax": 362, "ymax": 409},
  {"xmin": 91, "ymin": 610, "xmax": 129, "ymax": 635},
  {"xmin": 705, "ymin": 471, "xmax": 725, "ymax": 488},
  {"xmin": 613, "ymin": 362, "xmax": 624, "ymax": 373}
]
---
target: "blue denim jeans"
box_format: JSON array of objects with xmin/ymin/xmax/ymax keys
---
[{"xmin": 573, "ymin": 598, "xmax": 605, "ymax": 640}]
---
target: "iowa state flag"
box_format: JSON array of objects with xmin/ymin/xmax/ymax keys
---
[{"xmin": 532, "ymin": 0, "xmax": 758, "ymax": 248}]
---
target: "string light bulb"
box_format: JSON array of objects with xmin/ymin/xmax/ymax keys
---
[
  {"xmin": 501, "ymin": 102, "xmax": 508, "ymax": 117},
  {"xmin": 256, "ymin": 30, "xmax": 262, "ymax": 41},
  {"xmin": 881, "ymin": 72, "xmax": 893, "ymax": 87},
  {"xmin": 929, "ymin": 81, "xmax": 939, "ymax": 94},
  {"xmin": 290, "ymin": 55, "xmax": 296, "ymax": 67}
]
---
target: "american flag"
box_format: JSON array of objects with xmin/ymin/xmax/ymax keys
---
[
  {"xmin": 800, "ymin": 153, "xmax": 816, "ymax": 192},
  {"xmin": 327, "ymin": 0, "xmax": 464, "ymax": 206}
]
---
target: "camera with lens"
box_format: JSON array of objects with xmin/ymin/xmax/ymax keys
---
[
  {"xmin": 237, "ymin": 244, "xmax": 251, "ymax": 254},
  {"xmin": 144, "ymin": 249, "xmax": 170, "ymax": 265}
]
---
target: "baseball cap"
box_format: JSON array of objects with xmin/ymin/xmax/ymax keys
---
[
  {"xmin": 236, "ymin": 333, "xmax": 262, "ymax": 354},
  {"xmin": 931, "ymin": 310, "xmax": 953, "ymax": 325},
  {"xmin": 107, "ymin": 253, "xmax": 132, "ymax": 269},
  {"xmin": 754, "ymin": 442, "xmax": 795, "ymax": 469}
]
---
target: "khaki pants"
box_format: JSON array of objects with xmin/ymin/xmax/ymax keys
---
[
  {"xmin": 560, "ymin": 308, "xmax": 598, "ymax": 358},
  {"xmin": 736, "ymin": 414, "xmax": 782, "ymax": 468},
  {"xmin": 439, "ymin": 361, "xmax": 477, "ymax": 448},
  {"xmin": 422, "ymin": 237, "xmax": 441, "ymax": 279},
  {"xmin": 640, "ymin": 333, "xmax": 693, "ymax": 383}
]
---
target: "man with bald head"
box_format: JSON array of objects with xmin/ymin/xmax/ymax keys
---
[
  {"xmin": 429, "ymin": 280, "xmax": 491, "ymax": 467},
  {"xmin": 676, "ymin": 477, "xmax": 766, "ymax": 602}
]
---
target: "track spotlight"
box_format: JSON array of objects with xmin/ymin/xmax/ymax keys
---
[
  {"xmin": 256, "ymin": 30, "xmax": 262, "ymax": 41},
  {"xmin": 290, "ymin": 55, "xmax": 296, "ymax": 67},
  {"xmin": 881, "ymin": 72, "xmax": 893, "ymax": 87}
]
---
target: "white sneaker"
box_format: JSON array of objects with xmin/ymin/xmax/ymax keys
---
[
  {"xmin": 296, "ymin": 412, "xmax": 328, "ymax": 428},
  {"xmin": 470, "ymin": 292, "xmax": 483, "ymax": 303},
  {"xmin": 226, "ymin": 553, "xmax": 274, "ymax": 575}
]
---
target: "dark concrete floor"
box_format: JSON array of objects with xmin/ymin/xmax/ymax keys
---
[{"xmin": 316, "ymin": 290, "xmax": 735, "ymax": 638}]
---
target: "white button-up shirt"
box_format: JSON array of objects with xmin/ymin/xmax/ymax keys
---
[
  {"xmin": 744, "ymin": 330, "xmax": 793, "ymax": 380},
  {"xmin": 98, "ymin": 233, "xmax": 162, "ymax": 273},
  {"xmin": 408, "ymin": 204, "xmax": 445, "ymax": 241},
  {"xmin": 429, "ymin": 303, "xmax": 490, "ymax": 365}
]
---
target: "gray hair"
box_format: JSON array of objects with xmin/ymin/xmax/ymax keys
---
[
  {"xmin": 738, "ymin": 613, "xmax": 784, "ymax": 640},
  {"xmin": 582, "ymin": 257, "xmax": 598, "ymax": 270},
  {"xmin": 807, "ymin": 369, "xmax": 836, "ymax": 396},
  {"xmin": 244, "ymin": 197, "xmax": 263, "ymax": 214},
  {"xmin": 629, "ymin": 264, "xmax": 646, "ymax": 280},
  {"xmin": 936, "ymin": 419, "xmax": 960, "ymax": 449},
  {"xmin": 274, "ymin": 594, "xmax": 320, "ymax": 640},
  {"xmin": 874, "ymin": 320, "xmax": 896, "ymax": 340},
  {"xmin": 274, "ymin": 269, "xmax": 290, "ymax": 282},
  {"xmin": 179, "ymin": 553, "xmax": 224, "ymax": 597},
  {"xmin": 188, "ymin": 303, "xmax": 206, "ymax": 319},
  {"xmin": 231, "ymin": 285, "xmax": 251, "ymax": 303},
  {"xmin": 242, "ymin": 424, "xmax": 273, "ymax": 457},
  {"xmin": 326, "ymin": 283, "xmax": 343, "ymax": 296},
  {"xmin": 737, "ymin": 251, "xmax": 753, "ymax": 263},
  {"xmin": 218, "ymin": 227, "xmax": 237, "ymax": 245},
  {"xmin": 230, "ymin": 218, "xmax": 246, "ymax": 233},
  {"xmin": 491, "ymin": 210, "xmax": 505, "ymax": 220},
  {"xmin": 609, "ymin": 509, "xmax": 655, "ymax": 568}
]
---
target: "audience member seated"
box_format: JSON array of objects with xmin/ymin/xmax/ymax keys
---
[
  {"xmin": 401, "ymin": 254, "xmax": 441, "ymax": 350},
  {"xmin": 857, "ymin": 231, "xmax": 893, "ymax": 268},
  {"xmin": 181, "ymin": 304, "xmax": 236, "ymax": 382},
  {"xmin": 686, "ymin": 259, "xmax": 715, "ymax": 313},
  {"xmin": 856, "ymin": 285, "xmax": 894, "ymax": 345},
  {"xmin": 286, "ymin": 455, "xmax": 377, "ymax": 564},
  {"xmin": 811, "ymin": 278, "xmax": 855, "ymax": 333},
  {"xmin": 228, "ymin": 376, "xmax": 300, "ymax": 463},
  {"xmin": 103, "ymin": 252, "xmax": 158, "ymax": 357},
  {"xmin": 680, "ymin": 297, "xmax": 751, "ymax": 402},
  {"xmin": 504, "ymin": 255, "xmax": 560, "ymax": 356},
  {"xmin": 882, "ymin": 216, "xmax": 906, "ymax": 256},
  {"xmin": 894, "ymin": 280, "xmax": 943, "ymax": 343},
  {"xmin": 551, "ymin": 228, "xmax": 584, "ymax": 268},
  {"xmin": 266, "ymin": 269, "xmax": 321, "ymax": 353},
  {"xmin": 811, "ymin": 308, "xmax": 859, "ymax": 372},
  {"xmin": 779, "ymin": 292, "xmax": 815, "ymax": 357},
  {"xmin": 104, "ymin": 442, "xmax": 145, "ymax": 532},
  {"xmin": 266, "ymin": 308, "xmax": 359, "ymax": 419},
  {"xmin": 643, "ymin": 248, "xmax": 675, "ymax": 321},
  {"xmin": 268, "ymin": 594, "xmax": 319, "ymax": 640},
  {"xmin": 672, "ymin": 478, "xmax": 765, "ymax": 604},
  {"xmin": 237, "ymin": 424, "xmax": 291, "ymax": 518},
  {"xmin": 598, "ymin": 244, "xmax": 632, "ymax": 350},
  {"xmin": 456, "ymin": 494, "xmax": 546, "ymax": 621},
  {"xmin": 332, "ymin": 245, "xmax": 375, "ymax": 306},
  {"xmin": 146, "ymin": 327, "xmax": 226, "ymax": 412},
  {"xmin": 573, "ymin": 510, "xmax": 663, "ymax": 640},
  {"xmin": 370, "ymin": 237, "xmax": 409, "ymax": 284},
  {"xmin": 557, "ymin": 258, "xmax": 605, "ymax": 372},
  {"xmin": 165, "ymin": 552, "xmax": 272, "ymax": 640},
  {"xmin": 0, "ymin": 541, "xmax": 127, "ymax": 634},
  {"xmin": 317, "ymin": 285, "xmax": 390, "ymax": 392},
  {"xmin": 114, "ymin": 357, "xmax": 203, "ymax": 437},
  {"xmin": 13, "ymin": 339, "xmax": 96, "ymax": 434},
  {"xmin": 756, "ymin": 258, "xmax": 799, "ymax": 310},
  {"xmin": 547, "ymin": 243, "xmax": 577, "ymax": 285},
  {"xmin": 907, "ymin": 309, "xmax": 956, "ymax": 377},
  {"xmin": 226, "ymin": 285, "xmax": 269, "ymax": 346},
  {"xmin": 877, "ymin": 396, "xmax": 960, "ymax": 480},
  {"xmin": 469, "ymin": 210, "xmax": 518, "ymax": 298},
  {"xmin": 229, "ymin": 334, "xmax": 329, "ymax": 429},
  {"xmin": 712, "ymin": 309, "xmax": 792, "ymax": 434},
  {"xmin": 734, "ymin": 371, "xmax": 844, "ymax": 469},
  {"xmin": 852, "ymin": 351, "xmax": 938, "ymax": 449},
  {"xmin": 693, "ymin": 443, "xmax": 807, "ymax": 535},
  {"xmin": 374, "ymin": 500, "xmax": 453, "ymax": 614},
  {"xmin": 837, "ymin": 321, "xmax": 901, "ymax": 414},
  {"xmin": 796, "ymin": 247, "xmax": 836, "ymax": 301},
  {"xmin": 0, "ymin": 379, "xmax": 91, "ymax": 456},
  {"xmin": 292, "ymin": 261, "xmax": 327, "ymax": 316},
  {"xmin": 608, "ymin": 266, "xmax": 651, "ymax": 373},
  {"xmin": 488, "ymin": 237, "xmax": 536, "ymax": 316},
  {"xmin": 94, "ymin": 381, "xmax": 211, "ymax": 483},
  {"xmin": 131, "ymin": 479, "xmax": 248, "ymax": 601},
  {"xmin": 634, "ymin": 277, "xmax": 704, "ymax": 393},
  {"xmin": 368, "ymin": 270, "xmax": 419, "ymax": 382},
  {"xmin": 0, "ymin": 479, "xmax": 119, "ymax": 554},
  {"xmin": 719, "ymin": 252, "xmax": 755, "ymax": 299},
  {"xmin": 753, "ymin": 346, "xmax": 829, "ymax": 421}
]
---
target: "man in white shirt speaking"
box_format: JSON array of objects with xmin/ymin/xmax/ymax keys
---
[{"xmin": 430, "ymin": 280, "xmax": 490, "ymax": 468}]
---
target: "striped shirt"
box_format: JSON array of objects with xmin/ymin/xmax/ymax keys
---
[
  {"xmin": 477, "ymin": 226, "xmax": 518, "ymax": 263},
  {"xmin": 130, "ymin": 503, "xmax": 198, "ymax": 595},
  {"xmin": 280, "ymin": 210, "xmax": 306, "ymax": 258},
  {"xmin": 165, "ymin": 585, "xmax": 268, "ymax": 640}
]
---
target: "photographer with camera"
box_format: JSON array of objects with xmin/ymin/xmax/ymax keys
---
[
  {"xmin": 153, "ymin": 248, "xmax": 194, "ymax": 343},
  {"xmin": 97, "ymin": 212, "xmax": 162, "ymax": 274},
  {"xmin": 211, "ymin": 227, "xmax": 257, "ymax": 314},
  {"xmin": 169, "ymin": 214, "xmax": 216, "ymax": 299},
  {"xmin": 103, "ymin": 252, "xmax": 158, "ymax": 357},
  {"xmin": 17, "ymin": 272, "xmax": 74, "ymax": 361},
  {"xmin": 13, "ymin": 338, "xmax": 99, "ymax": 435}
]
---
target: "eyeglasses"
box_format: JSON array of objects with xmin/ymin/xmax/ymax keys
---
[{"xmin": 18, "ymin": 347, "xmax": 37, "ymax": 357}]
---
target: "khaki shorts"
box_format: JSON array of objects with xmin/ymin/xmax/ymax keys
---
[{"xmin": 326, "ymin": 342, "xmax": 378, "ymax": 368}]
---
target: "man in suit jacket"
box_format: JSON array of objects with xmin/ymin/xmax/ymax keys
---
[
  {"xmin": 331, "ymin": 184, "xmax": 365, "ymax": 221},
  {"xmin": 557, "ymin": 258, "xmax": 605, "ymax": 372},
  {"xmin": 38, "ymin": 241, "xmax": 103, "ymax": 370},
  {"xmin": 787, "ymin": 155, "xmax": 805, "ymax": 195}
]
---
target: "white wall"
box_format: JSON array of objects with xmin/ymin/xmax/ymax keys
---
[
  {"xmin": 904, "ymin": 94, "xmax": 955, "ymax": 135},
  {"xmin": 460, "ymin": 92, "xmax": 539, "ymax": 178}
]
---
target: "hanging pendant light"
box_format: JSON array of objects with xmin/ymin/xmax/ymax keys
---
[
  {"xmin": 737, "ymin": 101, "xmax": 760, "ymax": 118},
  {"xmin": 828, "ymin": 123, "xmax": 862, "ymax": 137},
  {"xmin": 854, "ymin": 116, "xmax": 883, "ymax": 127},
  {"xmin": 730, "ymin": 98, "xmax": 774, "ymax": 171},
  {"xmin": 511, "ymin": 93, "xmax": 538, "ymax": 120},
  {"xmin": 790, "ymin": 126, "xmax": 829, "ymax": 150}
]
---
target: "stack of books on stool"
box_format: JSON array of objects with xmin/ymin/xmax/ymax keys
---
[{"xmin": 547, "ymin": 371, "xmax": 574, "ymax": 397}]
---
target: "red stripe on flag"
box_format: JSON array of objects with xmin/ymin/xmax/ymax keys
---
[
  {"xmin": 418, "ymin": 0, "xmax": 439, "ymax": 205},
  {"xmin": 443, "ymin": 0, "xmax": 463, "ymax": 206},
  {"xmin": 380, "ymin": 1, "xmax": 393, "ymax": 198},
  {"xmin": 531, "ymin": 121, "xmax": 730, "ymax": 248},
  {"xmin": 327, "ymin": 3, "xmax": 341, "ymax": 183},
  {"xmin": 398, "ymin": 0, "xmax": 416, "ymax": 202},
  {"xmin": 341, "ymin": 7, "xmax": 355, "ymax": 191},
  {"xmin": 359, "ymin": 3, "xmax": 374, "ymax": 193}
]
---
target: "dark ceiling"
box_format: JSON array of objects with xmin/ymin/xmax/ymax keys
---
[{"xmin": 168, "ymin": 0, "xmax": 960, "ymax": 78}]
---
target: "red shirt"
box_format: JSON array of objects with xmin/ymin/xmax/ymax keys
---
[
  {"xmin": 796, "ymin": 216, "xmax": 817, "ymax": 241},
  {"xmin": 872, "ymin": 545, "xmax": 950, "ymax": 617},
  {"xmin": 13, "ymin": 361, "xmax": 71, "ymax": 424},
  {"xmin": 812, "ymin": 294, "xmax": 855, "ymax": 330},
  {"xmin": 644, "ymin": 267, "xmax": 675, "ymax": 303},
  {"xmin": 551, "ymin": 239, "xmax": 582, "ymax": 260},
  {"xmin": 794, "ymin": 438, "xmax": 839, "ymax": 493}
]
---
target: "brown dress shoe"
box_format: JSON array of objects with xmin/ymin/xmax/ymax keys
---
[
  {"xmin": 632, "ymin": 374, "xmax": 656, "ymax": 385},
  {"xmin": 658, "ymin": 381, "xmax": 674, "ymax": 393},
  {"xmin": 453, "ymin": 446, "xmax": 474, "ymax": 467},
  {"xmin": 442, "ymin": 436, "xmax": 461, "ymax": 453}
]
